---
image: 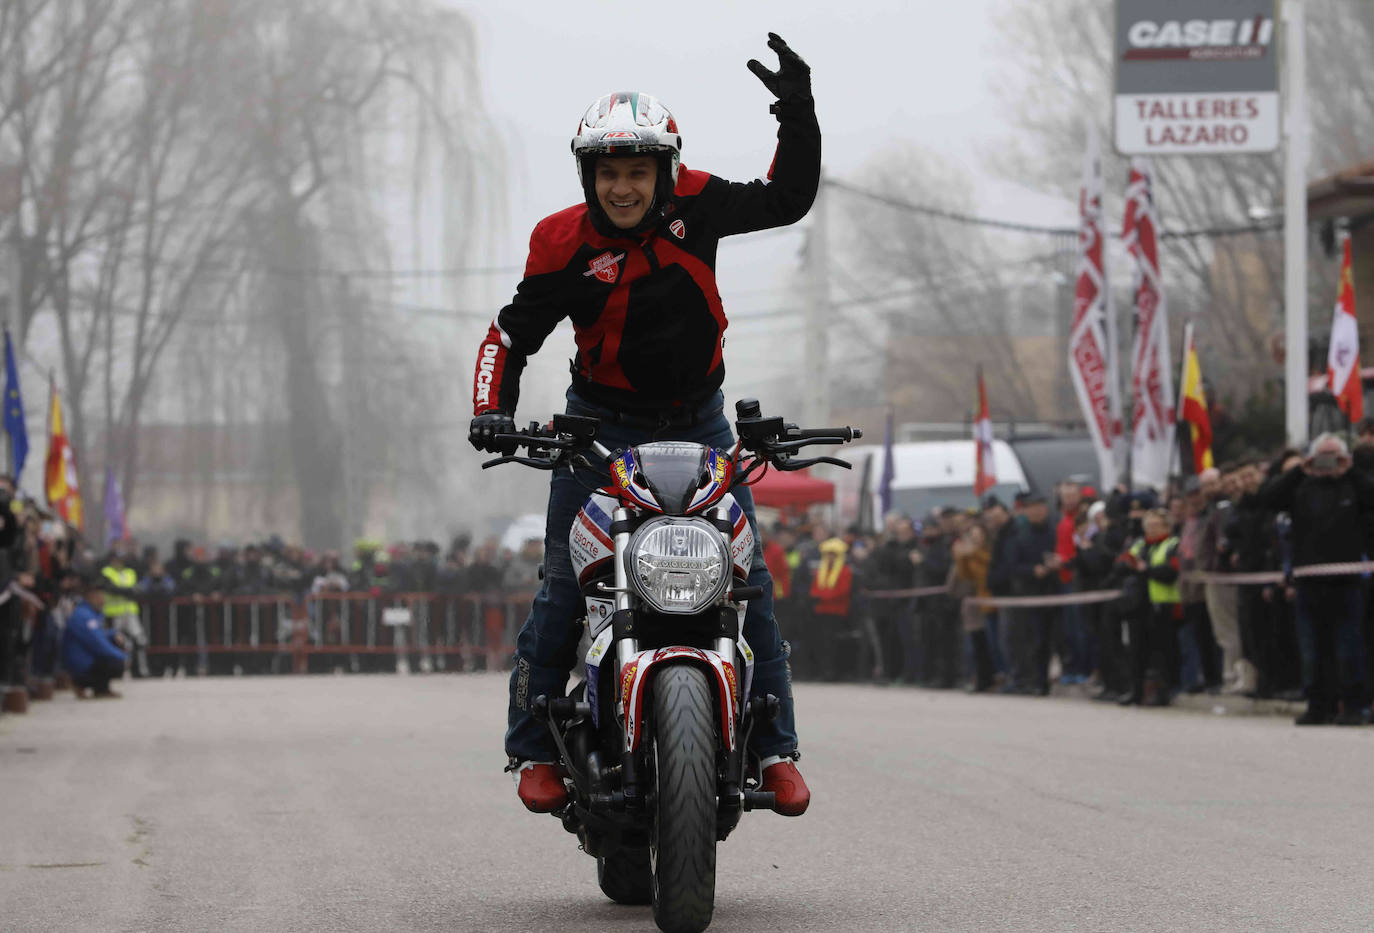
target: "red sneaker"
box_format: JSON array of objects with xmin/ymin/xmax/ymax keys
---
[
  {"xmin": 760, "ymin": 756, "xmax": 810, "ymax": 816},
  {"xmin": 515, "ymin": 762, "xmax": 568, "ymax": 812}
]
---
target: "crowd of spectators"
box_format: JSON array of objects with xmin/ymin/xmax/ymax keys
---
[
  {"xmin": 764, "ymin": 423, "xmax": 1374, "ymax": 727},
  {"xmin": 0, "ymin": 517, "xmax": 547, "ymax": 703},
  {"xmin": 7, "ymin": 422, "xmax": 1374, "ymax": 730}
]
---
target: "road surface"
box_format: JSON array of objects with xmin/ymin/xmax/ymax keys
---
[{"xmin": 2, "ymin": 675, "xmax": 1372, "ymax": 932}]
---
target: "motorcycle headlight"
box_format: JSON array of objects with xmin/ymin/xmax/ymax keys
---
[{"xmin": 628, "ymin": 517, "xmax": 730, "ymax": 614}]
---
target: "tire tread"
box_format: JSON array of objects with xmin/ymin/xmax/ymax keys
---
[{"xmin": 650, "ymin": 665, "xmax": 717, "ymax": 933}]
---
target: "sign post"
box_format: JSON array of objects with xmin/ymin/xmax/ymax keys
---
[{"xmin": 1282, "ymin": 0, "xmax": 1308, "ymax": 447}]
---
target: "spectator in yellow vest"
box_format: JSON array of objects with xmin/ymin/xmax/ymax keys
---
[
  {"xmin": 102, "ymin": 551, "xmax": 148, "ymax": 678},
  {"xmin": 1119, "ymin": 509, "xmax": 1181, "ymax": 707}
]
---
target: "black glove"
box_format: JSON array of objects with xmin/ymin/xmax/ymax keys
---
[
  {"xmin": 469, "ymin": 411, "xmax": 516, "ymax": 453},
  {"xmin": 746, "ymin": 33, "xmax": 812, "ymax": 109}
]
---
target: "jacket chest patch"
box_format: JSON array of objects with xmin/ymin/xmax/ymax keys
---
[
  {"xmin": 583, "ymin": 251, "xmax": 625, "ymax": 284},
  {"xmin": 669, "ymin": 219, "xmax": 686, "ymax": 239}
]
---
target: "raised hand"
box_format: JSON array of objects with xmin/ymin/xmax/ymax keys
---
[{"xmin": 746, "ymin": 32, "xmax": 812, "ymax": 104}]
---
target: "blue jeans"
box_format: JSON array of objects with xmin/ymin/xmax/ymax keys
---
[
  {"xmin": 1294, "ymin": 580, "xmax": 1367, "ymax": 713},
  {"xmin": 504, "ymin": 389, "xmax": 797, "ymax": 763}
]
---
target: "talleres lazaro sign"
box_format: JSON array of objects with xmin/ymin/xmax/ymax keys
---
[{"xmin": 1115, "ymin": 0, "xmax": 1279, "ymax": 155}]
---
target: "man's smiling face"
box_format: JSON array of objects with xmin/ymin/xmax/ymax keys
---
[{"xmin": 595, "ymin": 155, "xmax": 657, "ymax": 230}]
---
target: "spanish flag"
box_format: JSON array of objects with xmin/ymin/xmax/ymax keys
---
[
  {"xmin": 44, "ymin": 375, "xmax": 82, "ymax": 529},
  {"xmin": 1327, "ymin": 234, "xmax": 1363, "ymax": 424},
  {"xmin": 973, "ymin": 366, "xmax": 996, "ymax": 495},
  {"xmin": 1177, "ymin": 322, "xmax": 1213, "ymax": 475}
]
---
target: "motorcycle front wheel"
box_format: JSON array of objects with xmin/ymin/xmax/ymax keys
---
[{"xmin": 649, "ymin": 665, "xmax": 717, "ymax": 933}]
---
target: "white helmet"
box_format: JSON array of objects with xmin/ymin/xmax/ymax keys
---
[{"xmin": 572, "ymin": 92, "xmax": 681, "ymax": 230}]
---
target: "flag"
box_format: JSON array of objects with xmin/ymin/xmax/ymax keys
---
[
  {"xmin": 877, "ymin": 408, "xmax": 895, "ymax": 518},
  {"xmin": 1122, "ymin": 158, "xmax": 1174, "ymax": 490},
  {"xmin": 1068, "ymin": 125, "xmax": 1123, "ymax": 489},
  {"xmin": 1177, "ymin": 322, "xmax": 1214, "ymax": 475},
  {"xmin": 44, "ymin": 376, "xmax": 82, "ymax": 529},
  {"xmin": 973, "ymin": 367, "xmax": 996, "ymax": 495},
  {"xmin": 1327, "ymin": 234, "xmax": 1363, "ymax": 424},
  {"xmin": 104, "ymin": 465, "xmax": 127, "ymax": 546},
  {"xmin": 3, "ymin": 330, "xmax": 27, "ymax": 479}
]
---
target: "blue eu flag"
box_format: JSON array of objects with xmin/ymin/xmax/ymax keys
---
[{"xmin": 3, "ymin": 330, "xmax": 27, "ymax": 479}]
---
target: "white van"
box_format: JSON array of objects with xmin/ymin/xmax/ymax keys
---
[{"xmin": 830, "ymin": 440, "xmax": 1029, "ymax": 530}]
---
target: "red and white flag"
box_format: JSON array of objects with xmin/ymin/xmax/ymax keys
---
[
  {"xmin": 973, "ymin": 366, "xmax": 996, "ymax": 495},
  {"xmin": 1121, "ymin": 158, "xmax": 1174, "ymax": 491},
  {"xmin": 1327, "ymin": 234, "xmax": 1363, "ymax": 424},
  {"xmin": 1068, "ymin": 125, "xmax": 1123, "ymax": 489}
]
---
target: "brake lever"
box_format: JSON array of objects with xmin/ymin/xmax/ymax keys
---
[
  {"xmin": 766, "ymin": 436, "xmax": 852, "ymax": 455},
  {"xmin": 481, "ymin": 454, "xmax": 562, "ymax": 470},
  {"xmin": 772, "ymin": 456, "xmax": 853, "ymax": 471},
  {"xmin": 491, "ymin": 432, "xmax": 578, "ymax": 451}
]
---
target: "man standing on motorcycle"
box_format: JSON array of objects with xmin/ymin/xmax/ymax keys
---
[{"xmin": 469, "ymin": 34, "xmax": 818, "ymax": 817}]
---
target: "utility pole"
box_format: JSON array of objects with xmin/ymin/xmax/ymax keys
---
[
  {"xmin": 1283, "ymin": 0, "xmax": 1309, "ymax": 447},
  {"xmin": 804, "ymin": 177, "xmax": 829, "ymax": 427}
]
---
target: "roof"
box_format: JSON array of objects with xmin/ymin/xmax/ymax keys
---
[
  {"xmin": 750, "ymin": 468, "xmax": 835, "ymax": 509},
  {"xmin": 1308, "ymin": 158, "xmax": 1374, "ymax": 221}
]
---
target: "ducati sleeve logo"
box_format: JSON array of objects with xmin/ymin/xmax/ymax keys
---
[
  {"xmin": 583, "ymin": 251, "xmax": 625, "ymax": 284},
  {"xmin": 669, "ymin": 219, "xmax": 685, "ymax": 239}
]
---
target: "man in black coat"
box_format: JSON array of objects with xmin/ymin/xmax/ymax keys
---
[
  {"xmin": 866, "ymin": 513, "xmax": 917, "ymax": 682},
  {"xmin": 1259, "ymin": 434, "xmax": 1374, "ymax": 724},
  {"xmin": 914, "ymin": 512, "xmax": 956, "ymax": 687},
  {"xmin": 982, "ymin": 497, "xmax": 1015, "ymax": 682},
  {"xmin": 1006, "ymin": 493, "xmax": 1059, "ymax": 695}
]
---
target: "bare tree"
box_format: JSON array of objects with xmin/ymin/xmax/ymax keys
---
[
  {"xmin": 831, "ymin": 145, "xmax": 1073, "ymax": 423},
  {"xmin": 1, "ymin": 0, "xmax": 495, "ymax": 547},
  {"xmin": 186, "ymin": 0, "xmax": 495, "ymax": 547}
]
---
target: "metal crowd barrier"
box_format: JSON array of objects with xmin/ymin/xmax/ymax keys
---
[{"xmin": 142, "ymin": 590, "xmax": 535, "ymax": 675}]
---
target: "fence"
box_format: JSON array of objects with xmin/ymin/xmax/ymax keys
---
[{"xmin": 141, "ymin": 591, "xmax": 535, "ymax": 675}]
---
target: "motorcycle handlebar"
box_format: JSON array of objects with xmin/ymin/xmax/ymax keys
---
[{"xmin": 788, "ymin": 426, "xmax": 862, "ymax": 442}]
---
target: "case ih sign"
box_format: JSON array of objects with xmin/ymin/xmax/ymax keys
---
[{"xmin": 1115, "ymin": 0, "xmax": 1279, "ymax": 155}]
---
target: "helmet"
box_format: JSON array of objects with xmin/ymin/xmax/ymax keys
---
[{"xmin": 572, "ymin": 92, "xmax": 682, "ymax": 232}]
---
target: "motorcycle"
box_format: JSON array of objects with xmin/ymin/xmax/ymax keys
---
[{"xmin": 482, "ymin": 398, "xmax": 861, "ymax": 933}]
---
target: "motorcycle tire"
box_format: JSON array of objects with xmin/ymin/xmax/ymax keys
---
[
  {"xmin": 649, "ymin": 665, "xmax": 717, "ymax": 933},
  {"xmin": 597, "ymin": 846, "xmax": 652, "ymax": 905}
]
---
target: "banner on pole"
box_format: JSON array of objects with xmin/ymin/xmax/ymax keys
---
[
  {"xmin": 1068, "ymin": 125, "xmax": 1123, "ymax": 489},
  {"xmin": 44, "ymin": 376, "xmax": 83, "ymax": 529},
  {"xmin": 1122, "ymin": 158, "xmax": 1175, "ymax": 490},
  {"xmin": 973, "ymin": 367, "xmax": 996, "ymax": 496},
  {"xmin": 1327, "ymin": 234, "xmax": 1363, "ymax": 425},
  {"xmin": 1178, "ymin": 322, "xmax": 1214, "ymax": 475}
]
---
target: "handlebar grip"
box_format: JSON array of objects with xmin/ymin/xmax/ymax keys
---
[{"xmin": 792, "ymin": 427, "xmax": 859, "ymax": 441}]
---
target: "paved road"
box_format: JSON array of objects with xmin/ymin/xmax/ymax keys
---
[{"xmin": 2, "ymin": 675, "xmax": 1373, "ymax": 932}]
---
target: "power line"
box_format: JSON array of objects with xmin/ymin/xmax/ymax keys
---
[{"xmin": 825, "ymin": 178, "xmax": 1283, "ymax": 241}]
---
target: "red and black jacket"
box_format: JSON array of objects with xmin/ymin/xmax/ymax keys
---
[{"xmin": 472, "ymin": 104, "xmax": 821, "ymax": 417}]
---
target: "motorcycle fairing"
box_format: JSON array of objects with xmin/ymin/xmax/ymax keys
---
[
  {"xmin": 609, "ymin": 447, "xmax": 662, "ymax": 512},
  {"xmin": 584, "ymin": 596, "xmax": 614, "ymax": 636},
  {"xmin": 570, "ymin": 493, "xmax": 618, "ymax": 588},
  {"xmin": 684, "ymin": 445, "xmax": 733, "ymax": 514},
  {"xmin": 619, "ymin": 647, "xmax": 737, "ymax": 754},
  {"xmin": 724, "ymin": 495, "xmax": 755, "ymax": 580},
  {"xmin": 584, "ymin": 626, "xmax": 615, "ymax": 727},
  {"xmin": 737, "ymin": 635, "xmax": 754, "ymax": 706}
]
